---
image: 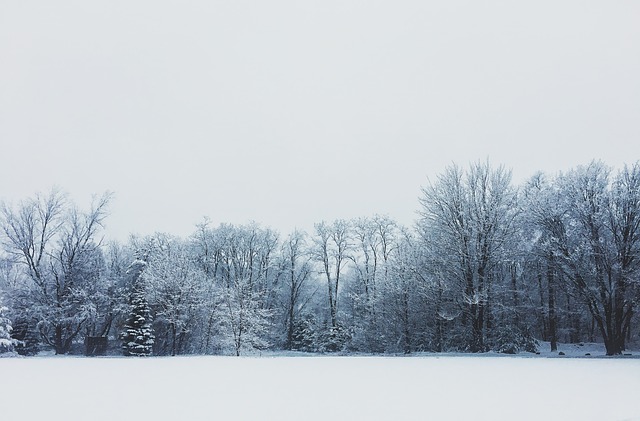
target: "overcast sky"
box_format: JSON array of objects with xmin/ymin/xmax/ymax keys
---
[{"xmin": 1, "ymin": 1, "xmax": 639, "ymax": 241}]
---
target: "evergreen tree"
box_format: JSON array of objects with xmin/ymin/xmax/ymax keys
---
[
  {"xmin": 120, "ymin": 260, "xmax": 155, "ymax": 356},
  {"xmin": 0, "ymin": 298, "xmax": 16, "ymax": 354},
  {"xmin": 11, "ymin": 318, "xmax": 39, "ymax": 356},
  {"xmin": 290, "ymin": 314, "xmax": 317, "ymax": 352}
]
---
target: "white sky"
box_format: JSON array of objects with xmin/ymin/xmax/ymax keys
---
[{"xmin": 1, "ymin": 1, "xmax": 639, "ymax": 241}]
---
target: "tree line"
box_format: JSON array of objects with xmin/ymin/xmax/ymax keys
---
[{"xmin": 0, "ymin": 160, "xmax": 639, "ymax": 356}]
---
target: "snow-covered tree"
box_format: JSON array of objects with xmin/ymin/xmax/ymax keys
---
[
  {"xmin": 121, "ymin": 259, "xmax": 155, "ymax": 356},
  {"xmin": 520, "ymin": 172, "xmax": 565, "ymax": 351},
  {"xmin": 143, "ymin": 233, "xmax": 204, "ymax": 356},
  {"xmin": 216, "ymin": 224, "xmax": 278, "ymax": 355},
  {"xmin": 345, "ymin": 216, "xmax": 399, "ymax": 352},
  {"xmin": 0, "ymin": 296, "xmax": 16, "ymax": 354},
  {"xmin": 550, "ymin": 162, "xmax": 640, "ymax": 355},
  {"xmin": 1, "ymin": 159, "xmax": 639, "ymax": 356},
  {"xmin": 312, "ymin": 220, "xmax": 352, "ymax": 330},
  {"xmin": 419, "ymin": 161, "xmax": 519, "ymax": 352},
  {"xmin": 188, "ymin": 223, "xmax": 278, "ymax": 355},
  {"xmin": 0, "ymin": 190, "xmax": 112, "ymax": 354},
  {"xmin": 276, "ymin": 230, "xmax": 314, "ymax": 350}
]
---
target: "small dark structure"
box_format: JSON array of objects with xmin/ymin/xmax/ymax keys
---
[{"xmin": 85, "ymin": 336, "xmax": 108, "ymax": 356}]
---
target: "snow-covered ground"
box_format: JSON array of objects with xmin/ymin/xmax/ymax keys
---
[
  {"xmin": 2, "ymin": 354, "xmax": 639, "ymax": 421},
  {"xmin": 534, "ymin": 341, "xmax": 635, "ymax": 357}
]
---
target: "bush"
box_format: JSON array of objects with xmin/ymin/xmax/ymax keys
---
[
  {"xmin": 489, "ymin": 325, "xmax": 538, "ymax": 354},
  {"xmin": 316, "ymin": 324, "xmax": 351, "ymax": 353},
  {"xmin": 290, "ymin": 314, "xmax": 318, "ymax": 352}
]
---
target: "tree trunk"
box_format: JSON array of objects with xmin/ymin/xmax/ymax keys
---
[
  {"xmin": 434, "ymin": 281, "xmax": 443, "ymax": 353},
  {"xmin": 171, "ymin": 323, "xmax": 177, "ymax": 356},
  {"xmin": 55, "ymin": 325, "xmax": 64, "ymax": 355},
  {"xmin": 286, "ymin": 301, "xmax": 295, "ymax": 350},
  {"xmin": 536, "ymin": 267, "xmax": 548, "ymax": 341},
  {"xmin": 547, "ymin": 255, "xmax": 558, "ymax": 352},
  {"xmin": 402, "ymin": 289, "xmax": 410, "ymax": 354},
  {"xmin": 511, "ymin": 264, "xmax": 519, "ymax": 327}
]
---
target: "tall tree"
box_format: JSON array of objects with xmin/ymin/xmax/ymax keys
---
[
  {"xmin": 277, "ymin": 230, "xmax": 314, "ymax": 350},
  {"xmin": 143, "ymin": 234, "xmax": 204, "ymax": 356},
  {"xmin": 419, "ymin": 162, "xmax": 518, "ymax": 352},
  {"xmin": 0, "ymin": 294, "xmax": 15, "ymax": 354},
  {"xmin": 312, "ymin": 220, "xmax": 351, "ymax": 330},
  {"xmin": 521, "ymin": 172, "xmax": 565, "ymax": 351},
  {"xmin": 121, "ymin": 259, "xmax": 155, "ymax": 357},
  {"xmin": 553, "ymin": 162, "xmax": 640, "ymax": 355},
  {"xmin": 347, "ymin": 216, "xmax": 398, "ymax": 352},
  {"xmin": 382, "ymin": 228, "xmax": 424, "ymax": 353},
  {"xmin": 0, "ymin": 190, "xmax": 111, "ymax": 354},
  {"xmin": 201, "ymin": 223, "xmax": 278, "ymax": 356}
]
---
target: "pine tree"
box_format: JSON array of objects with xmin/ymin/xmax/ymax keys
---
[
  {"xmin": 0, "ymin": 299, "xmax": 16, "ymax": 354},
  {"xmin": 290, "ymin": 313, "xmax": 318, "ymax": 352},
  {"xmin": 11, "ymin": 318, "xmax": 39, "ymax": 356},
  {"xmin": 120, "ymin": 260, "xmax": 155, "ymax": 356}
]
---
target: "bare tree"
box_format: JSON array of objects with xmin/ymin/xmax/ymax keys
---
[
  {"xmin": 347, "ymin": 215, "xmax": 398, "ymax": 351},
  {"xmin": 141, "ymin": 233, "xmax": 204, "ymax": 356},
  {"xmin": 205, "ymin": 223, "xmax": 279, "ymax": 355},
  {"xmin": 552, "ymin": 162, "xmax": 640, "ymax": 355},
  {"xmin": 278, "ymin": 230, "xmax": 314, "ymax": 350},
  {"xmin": 419, "ymin": 162, "xmax": 518, "ymax": 352},
  {"xmin": 0, "ymin": 190, "xmax": 111, "ymax": 354},
  {"xmin": 312, "ymin": 220, "xmax": 352, "ymax": 329},
  {"xmin": 520, "ymin": 172, "xmax": 564, "ymax": 351}
]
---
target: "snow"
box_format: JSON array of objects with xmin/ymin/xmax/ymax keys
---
[
  {"xmin": 1, "ymin": 355, "xmax": 639, "ymax": 421},
  {"xmin": 534, "ymin": 341, "xmax": 631, "ymax": 357}
]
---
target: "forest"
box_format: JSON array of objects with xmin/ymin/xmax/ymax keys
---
[{"xmin": 1, "ymin": 160, "xmax": 639, "ymax": 357}]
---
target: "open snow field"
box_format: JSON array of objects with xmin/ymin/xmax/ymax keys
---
[{"xmin": 2, "ymin": 355, "xmax": 640, "ymax": 421}]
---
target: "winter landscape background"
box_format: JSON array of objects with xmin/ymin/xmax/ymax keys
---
[
  {"xmin": 2, "ymin": 160, "xmax": 640, "ymax": 358},
  {"xmin": 2, "ymin": 1, "xmax": 639, "ymax": 420},
  {"xmin": 2, "ymin": 162, "xmax": 640, "ymax": 421}
]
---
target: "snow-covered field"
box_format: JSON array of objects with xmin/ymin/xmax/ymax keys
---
[{"xmin": 2, "ymin": 354, "xmax": 639, "ymax": 421}]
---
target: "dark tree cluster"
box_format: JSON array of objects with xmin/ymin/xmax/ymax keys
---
[{"xmin": 1, "ymin": 160, "xmax": 638, "ymax": 357}]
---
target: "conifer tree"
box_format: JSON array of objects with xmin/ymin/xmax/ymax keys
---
[
  {"xmin": 120, "ymin": 260, "xmax": 155, "ymax": 356},
  {"xmin": 0, "ymin": 297, "xmax": 16, "ymax": 354},
  {"xmin": 11, "ymin": 318, "xmax": 39, "ymax": 356}
]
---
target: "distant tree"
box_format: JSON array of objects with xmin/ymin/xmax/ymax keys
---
[
  {"xmin": 121, "ymin": 259, "xmax": 155, "ymax": 356},
  {"xmin": 382, "ymin": 229, "xmax": 421, "ymax": 353},
  {"xmin": 312, "ymin": 220, "xmax": 352, "ymax": 330},
  {"xmin": 0, "ymin": 296, "xmax": 16, "ymax": 354},
  {"xmin": 289, "ymin": 312, "xmax": 319, "ymax": 352},
  {"xmin": 142, "ymin": 234, "xmax": 204, "ymax": 356},
  {"xmin": 79, "ymin": 242, "xmax": 128, "ymax": 345},
  {"xmin": 195, "ymin": 223, "xmax": 278, "ymax": 356},
  {"xmin": 277, "ymin": 230, "xmax": 314, "ymax": 350},
  {"xmin": 189, "ymin": 220, "xmax": 224, "ymax": 354},
  {"xmin": 552, "ymin": 162, "xmax": 640, "ymax": 355},
  {"xmin": 0, "ymin": 258, "xmax": 31, "ymax": 354},
  {"xmin": 419, "ymin": 161, "xmax": 518, "ymax": 352},
  {"xmin": 10, "ymin": 318, "xmax": 39, "ymax": 356},
  {"xmin": 347, "ymin": 216, "xmax": 399, "ymax": 352},
  {"xmin": 520, "ymin": 172, "xmax": 563, "ymax": 351},
  {"xmin": 0, "ymin": 190, "xmax": 111, "ymax": 354}
]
